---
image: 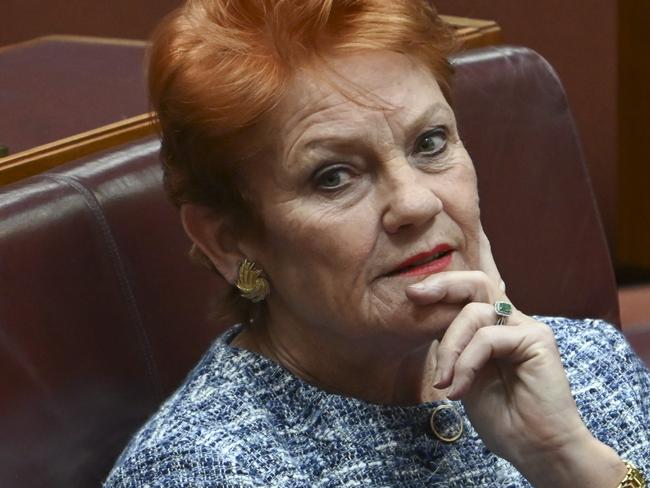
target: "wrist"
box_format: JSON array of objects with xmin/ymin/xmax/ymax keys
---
[{"xmin": 515, "ymin": 431, "xmax": 627, "ymax": 488}]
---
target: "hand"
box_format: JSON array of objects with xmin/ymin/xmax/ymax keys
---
[{"xmin": 405, "ymin": 227, "xmax": 623, "ymax": 486}]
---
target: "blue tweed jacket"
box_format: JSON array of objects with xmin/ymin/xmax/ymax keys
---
[{"xmin": 105, "ymin": 317, "xmax": 649, "ymax": 487}]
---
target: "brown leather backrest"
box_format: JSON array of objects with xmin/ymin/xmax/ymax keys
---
[{"xmin": 0, "ymin": 46, "xmax": 620, "ymax": 487}]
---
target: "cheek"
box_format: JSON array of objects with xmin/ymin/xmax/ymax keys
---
[
  {"xmin": 257, "ymin": 201, "xmax": 382, "ymax": 330},
  {"xmin": 260, "ymin": 200, "xmax": 377, "ymax": 284},
  {"xmin": 442, "ymin": 167, "xmax": 482, "ymax": 265}
]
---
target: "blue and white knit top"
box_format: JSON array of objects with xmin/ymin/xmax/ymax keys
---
[{"xmin": 105, "ymin": 317, "xmax": 649, "ymax": 487}]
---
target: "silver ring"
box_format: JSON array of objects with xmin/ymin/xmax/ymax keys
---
[{"xmin": 494, "ymin": 300, "xmax": 513, "ymax": 325}]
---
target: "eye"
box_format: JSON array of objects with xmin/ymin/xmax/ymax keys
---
[
  {"xmin": 415, "ymin": 128, "xmax": 447, "ymax": 156},
  {"xmin": 313, "ymin": 165, "xmax": 353, "ymax": 191}
]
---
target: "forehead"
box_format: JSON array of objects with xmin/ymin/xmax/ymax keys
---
[{"xmin": 268, "ymin": 50, "xmax": 448, "ymax": 145}]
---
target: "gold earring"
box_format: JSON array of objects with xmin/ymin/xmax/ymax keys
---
[{"xmin": 235, "ymin": 258, "xmax": 269, "ymax": 303}]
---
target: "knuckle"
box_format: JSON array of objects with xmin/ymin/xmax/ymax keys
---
[
  {"xmin": 527, "ymin": 322, "xmax": 558, "ymax": 347},
  {"xmin": 469, "ymin": 270, "xmax": 488, "ymax": 283},
  {"xmin": 474, "ymin": 326, "xmax": 492, "ymax": 342},
  {"xmin": 541, "ymin": 324, "xmax": 555, "ymax": 344},
  {"xmin": 536, "ymin": 323, "xmax": 556, "ymax": 341},
  {"xmin": 438, "ymin": 343, "xmax": 462, "ymax": 358},
  {"xmin": 471, "ymin": 270, "xmax": 496, "ymax": 300},
  {"xmin": 454, "ymin": 359, "xmax": 478, "ymax": 382},
  {"xmin": 463, "ymin": 301, "xmax": 488, "ymax": 315}
]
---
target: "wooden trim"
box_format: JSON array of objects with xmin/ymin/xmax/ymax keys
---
[
  {"xmin": 0, "ymin": 37, "xmax": 43, "ymax": 54},
  {"xmin": 443, "ymin": 15, "xmax": 497, "ymax": 29},
  {"xmin": 36, "ymin": 34, "xmax": 149, "ymax": 47},
  {"xmin": 0, "ymin": 113, "xmax": 157, "ymax": 185},
  {"xmin": 442, "ymin": 15, "xmax": 502, "ymax": 49},
  {"xmin": 0, "ymin": 34, "xmax": 148, "ymax": 55}
]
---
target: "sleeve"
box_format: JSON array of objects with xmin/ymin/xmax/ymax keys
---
[{"xmin": 551, "ymin": 318, "xmax": 650, "ymax": 478}]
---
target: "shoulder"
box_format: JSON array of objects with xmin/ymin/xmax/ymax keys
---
[
  {"xmin": 104, "ymin": 402, "xmax": 288, "ymax": 487},
  {"xmin": 103, "ymin": 400, "xmax": 265, "ymax": 487},
  {"xmin": 104, "ymin": 443, "xmax": 230, "ymax": 487},
  {"xmin": 104, "ymin": 328, "xmax": 294, "ymax": 487}
]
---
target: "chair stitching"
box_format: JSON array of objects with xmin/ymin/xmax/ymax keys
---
[{"xmin": 43, "ymin": 174, "xmax": 163, "ymax": 401}]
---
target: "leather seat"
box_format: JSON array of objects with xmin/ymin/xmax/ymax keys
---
[
  {"xmin": 0, "ymin": 137, "xmax": 225, "ymax": 486},
  {"xmin": 0, "ymin": 46, "xmax": 638, "ymax": 487}
]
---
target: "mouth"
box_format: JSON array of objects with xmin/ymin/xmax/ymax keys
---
[{"xmin": 386, "ymin": 244, "xmax": 454, "ymax": 277}]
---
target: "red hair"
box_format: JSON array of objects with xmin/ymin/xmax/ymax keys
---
[{"xmin": 148, "ymin": 0, "xmax": 455, "ymax": 322}]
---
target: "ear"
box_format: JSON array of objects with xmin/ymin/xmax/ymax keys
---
[{"xmin": 180, "ymin": 203, "xmax": 243, "ymax": 284}]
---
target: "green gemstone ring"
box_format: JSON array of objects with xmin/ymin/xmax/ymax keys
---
[{"xmin": 494, "ymin": 301, "xmax": 513, "ymax": 325}]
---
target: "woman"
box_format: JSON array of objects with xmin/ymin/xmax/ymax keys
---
[{"xmin": 106, "ymin": 1, "xmax": 649, "ymax": 486}]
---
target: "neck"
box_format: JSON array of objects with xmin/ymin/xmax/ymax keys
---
[{"xmin": 231, "ymin": 312, "xmax": 448, "ymax": 405}]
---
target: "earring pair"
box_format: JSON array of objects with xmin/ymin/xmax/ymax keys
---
[{"xmin": 235, "ymin": 258, "xmax": 269, "ymax": 302}]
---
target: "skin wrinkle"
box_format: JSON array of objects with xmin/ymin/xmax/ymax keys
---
[
  {"xmin": 281, "ymin": 94, "xmax": 351, "ymax": 169},
  {"xmin": 279, "ymin": 56, "xmax": 447, "ymax": 172}
]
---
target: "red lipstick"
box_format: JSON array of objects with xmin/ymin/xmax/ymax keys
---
[{"xmin": 391, "ymin": 244, "xmax": 453, "ymax": 277}]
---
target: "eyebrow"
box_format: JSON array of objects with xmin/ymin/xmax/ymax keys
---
[
  {"xmin": 401, "ymin": 102, "xmax": 454, "ymax": 144},
  {"xmin": 295, "ymin": 102, "xmax": 453, "ymax": 155}
]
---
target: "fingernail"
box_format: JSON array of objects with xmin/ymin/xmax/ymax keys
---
[
  {"xmin": 433, "ymin": 367, "xmax": 448, "ymax": 388},
  {"xmin": 433, "ymin": 369, "xmax": 442, "ymax": 387},
  {"xmin": 408, "ymin": 283, "xmax": 426, "ymax": 291}
]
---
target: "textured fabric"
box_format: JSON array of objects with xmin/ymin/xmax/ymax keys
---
[{"xmin": 105, "ymin": 317, "xmax": 650, "ymax": 487}]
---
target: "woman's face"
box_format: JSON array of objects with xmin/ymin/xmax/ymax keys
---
[{"xmin": 241, "ymin": 50, "xmax": 482, "ymax": 347}]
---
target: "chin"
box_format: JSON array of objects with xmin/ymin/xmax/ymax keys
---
[
  {"xmin": 411, "ymin": 305, "xmax": 459, "ymax": 338},
  {"xmin": 374, "ymin": 301, "xmax": 458, "ymax": 345}
]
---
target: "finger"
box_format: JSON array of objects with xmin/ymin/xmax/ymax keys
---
[
  {"xmin": 446, "ymin": 322, "xmax": 556, "ymax": 400},
  {"xmin": 433, "ymin": 302, "xmax": 495, "ymax": 389},
  {"xmin": 478, "ymin": 224, "xmax": 506, "ymax": 293},
  {"xmin": 406, "ymin": 270, "xmax": 499, "ymax": 305}
]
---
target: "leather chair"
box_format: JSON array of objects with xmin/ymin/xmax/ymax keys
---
[{"xmin": 0, "ymin": 46, "xmax": 640, "ymax": 487}]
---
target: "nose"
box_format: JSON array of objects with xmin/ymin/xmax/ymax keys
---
[{"xmin": 381, "ymin": 160, "xmax": 443, "ymax": 234}]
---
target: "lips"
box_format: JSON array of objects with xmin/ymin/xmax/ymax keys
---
[{"xmin": 387, "ymin": 244, "xmax": 454, "ymax": 277}]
